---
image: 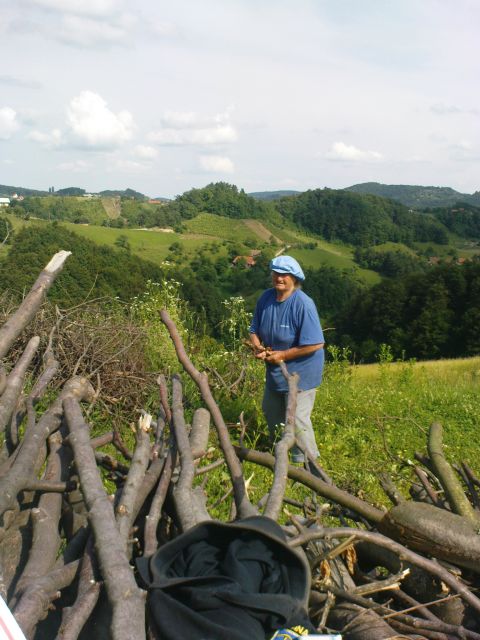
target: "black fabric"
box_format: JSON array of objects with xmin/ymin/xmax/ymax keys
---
[{"xmin": 137, "ymin": 517, "xmax": 313, "ymax": 640}]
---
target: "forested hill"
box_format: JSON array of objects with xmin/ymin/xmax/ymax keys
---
[
  {"xmin": 0, "ymin": 183, "xmax": 49, "ymax": 197},
  {"xmin": 346, "ymin": 182, "xmax": 480, "ymax": 209},
  {"xmin": 0, "ymin": 225, "xmax": 164, "ymax": 306},
  {"xmin": 167, "ymin": 182, "xmax": 272, "ymax": 219},
  {"xmin": 275, "ymin": 188, "xmax": 448, "ymax": 246}
]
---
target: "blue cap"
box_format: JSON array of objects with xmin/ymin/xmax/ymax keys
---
[{"xmin": 269, "ymin": 255, "xmax": 305, "ymax": 281}]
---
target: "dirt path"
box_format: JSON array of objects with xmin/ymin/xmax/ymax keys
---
[
  {"xmin": 244, "ymin": 219, "xmax": 281, "ymax": 243},
  {"xmin": 101, "ymin": 196, "xmax": 121, "ymax": 219}
]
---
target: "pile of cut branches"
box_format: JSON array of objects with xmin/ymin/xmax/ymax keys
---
[{"xmin": 1, "ymin": 252, "xmax": 480, "ymax": 640}]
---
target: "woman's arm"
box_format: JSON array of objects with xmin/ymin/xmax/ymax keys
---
[{"xmin": 250, "ymin": 332, "xmax": 267, "ymax": 359}]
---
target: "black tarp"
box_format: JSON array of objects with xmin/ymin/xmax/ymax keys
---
[{"xmin": 137, "ymin": 516, "xmax": 313, "ymax": 640}]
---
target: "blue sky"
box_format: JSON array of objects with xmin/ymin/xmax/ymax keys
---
[{"xmin": 1, "ymin": 0, "xmax": 479, "ymax": 197}]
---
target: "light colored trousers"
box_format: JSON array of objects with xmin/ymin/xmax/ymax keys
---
[{"xmin": 262, "ymin": 387, "xmax": 319, "ymax": 462}]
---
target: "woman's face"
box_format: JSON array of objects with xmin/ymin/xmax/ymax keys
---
[{"xmin": 271, "ymin": 271, "xmax": 296, "ymax": 295}]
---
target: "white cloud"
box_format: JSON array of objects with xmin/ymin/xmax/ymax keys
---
[
  {"xmin": 325, "ymin": 141, "xmax": 383, "ymax": 162},
  {"xmin": 28, "ymin": 128, "xmax": 63, "ymax": 148},
  {"xmin": 115, "ymin": 159, "xmax": 148, "ymax": 172},
  {"xmin": 57, "ymin": 14, "xmax": 134, "ymax": 47},
  {"xmin": 31, "ymin": 0, "xmax": 117, "ymax": 18},
  {"xmin": 57, "ymin": 159, "xmax": 90, "ymax": 171},
  {"xmin": 133, "ymin": 145, "xmax": 158, "ymax": 159},
  {"xmin": 160, "ymin": 110, "xmax": 231, "ymax": 129},
  {"xmin": 150, "ymin": 125, "xmax": 237, "ymax": 146},
  {"xmin": 149, "ymin": 109, "xmax": 237, "ymax": 146},
  {"xmin": 199, "ymin": 155, "xmax": 234, "ymax": 173},
  {"xmin": 66, "ymin": 91, "xmax": 135, "ymax": 149},
  {"xmin": 0, "ymin": 107, "xmax": 20, "ymax": 140},
  {"xmin": 27, "ymin": 0, "xmax": 138, "ymax": 48},
  {"xmin": 430, "ymin": 103, "xmax": 479, "ymax": 116}
]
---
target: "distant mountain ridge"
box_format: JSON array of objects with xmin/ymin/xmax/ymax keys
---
[
  {"xmin": 345, "ymin": 182, "xmax": 480, "ymax": 208},
  {"xmin": 0, "ymin": 184, "xmax": 49, "ymax": 197},
  {"xmin": 0, "ymin": 184, "xmax": 150, "ymax": 200},
  {"xmin": 248, "ymin": 190, "xmax": 301, "ymax": 200}
]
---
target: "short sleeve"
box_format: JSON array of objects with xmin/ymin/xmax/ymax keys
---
[
  {"xmin": 250, "ymin": 302, "xmax": 260, "ymax": 334},
  {"xmin": 297, "ymin": 299, "xmax": 324, "ymax": 345}
]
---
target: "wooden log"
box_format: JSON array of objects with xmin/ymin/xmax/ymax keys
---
[
  {"xmin": 264, "ymin": 363, "xmax": 297, "ymax": 521},
  {"xmin": 379, "ymin": 500, "xmax": 480, "ymax": 572},
  {"xmin": 0, "ymin": 336, "xmax": 40, "ymax": 434},
  {"xmin": 0, "ymin": 251, "xmax": 71, "ymax": 360},
  {"xmin": 171, "ymin": 375, "xmax": 200, "ymax": 531},
  {"xmin": 0, "ymin": 377, "xmax": 95, "ymax": 526},
  {"xmin": 428, "ymin": 422, "xmax": 480, "ymax": 525},
  {"xmin": 64, "ymin": 397, "xmax": 146, "ymax": 640}
]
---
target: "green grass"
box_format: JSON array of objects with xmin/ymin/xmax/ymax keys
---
[
  {"xmin": 289, "ymin": 247, "xmax": 380, "ymax": 284},
  {"xmin": 60, "ymin": 222, "xmax": 208, "ymax": 265},
  {"xmin": 372, "ymin": 241, "xmax": 418, "ymax": 255},
  {"xmin": 313, "ymin": 355, "xmax": 480, "ymax": 506},
  {"xmin": 184, "ymin": 213, "xmax": 259, "ymax": 242}
]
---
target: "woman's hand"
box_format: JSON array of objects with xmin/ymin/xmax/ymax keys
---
[{"xmin": 265, "ymin": 350, "xmax": 284, "ymax": 365}]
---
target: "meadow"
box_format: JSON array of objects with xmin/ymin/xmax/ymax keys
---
[{"xmin": 311, "ymin": 353, "xmax": 480, "ymax": 506}]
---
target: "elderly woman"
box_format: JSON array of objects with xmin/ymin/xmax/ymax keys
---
[{"xmin": 250, "ymin": 256, "xmax": 324, "ymax": 463}]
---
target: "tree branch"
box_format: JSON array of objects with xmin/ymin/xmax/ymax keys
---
[{"xmin": 160, "ymin": 309, "xmax": 256, "ymax": 518}]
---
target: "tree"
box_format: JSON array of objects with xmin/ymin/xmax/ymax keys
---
[{"xmin": 115, "ymin": 234, "xmax": 131, "ymax": 252}]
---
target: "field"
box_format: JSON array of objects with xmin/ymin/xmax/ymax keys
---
[{"xmin": 183, "ymin": 213, "xmax": 259, "ymax": 243}]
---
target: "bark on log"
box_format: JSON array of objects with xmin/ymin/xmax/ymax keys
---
[
  {"xmin": 13, "ymin": 560, "xmax": 80, "ymax": 639},
  {"xmin": 0, "ymin": 336, "xmax": 40, "ymax": 434},
  {"xmin": 264, "ymin": 364, "xmax": 297, "ymax": 521},
  {"xmin": 189, "ymin": 407, "xmax": 210, "ymax": 458},
  {"xmin": 327, "ymin": 601, "xmax": 398, "ymax": 639},
  {"xmin": 12, "ymin": 433, "xmax": 65, "ymax": 606},
  {"xmin": 428, "ymin": 422, "xmax": 480, "ymax": 525},
  {"xmin": 324, "ymin": 585, "xmax": 480, "ymax": 640},
  {"xmin": 143, "ymin": 444, "xmax": 176, "ymax": 557},
  {"xmin": 160, "ymin": 309, "xmax": 256, "ymax": 518},
  {"xmin": 63, "ymin": 397, "xmax": 146, "ymax": 640},
  {"xmin": 171, "ymin": 375, "xmax": 200, "ymax": 531},
  {"xmin": 56, "ymin": 537, "xmax": 101, "ymax": 640},
  {"xmin": 116, "ymin": 413, "xmax": 152, "ymax": 548},
  {"xmin": 0, "ymin": 377, "xmax": 95, "ymax": 527},
  {"xmin": 0, "ymin": 250, "xmax": 71, "ymax": 360},
  {"xmin": 378, "ymin": 500, "xmax": 480, "ymax": 572}
]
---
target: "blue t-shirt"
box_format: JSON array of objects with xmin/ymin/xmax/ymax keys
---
[{"xmin": 250, "ymin": 288, "xmax": 325, "ymax": 392}]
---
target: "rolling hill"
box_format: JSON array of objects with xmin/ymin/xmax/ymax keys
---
[{"xmin": 346, "ymin": 182, "xmax": 480, "ymax": 209}]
